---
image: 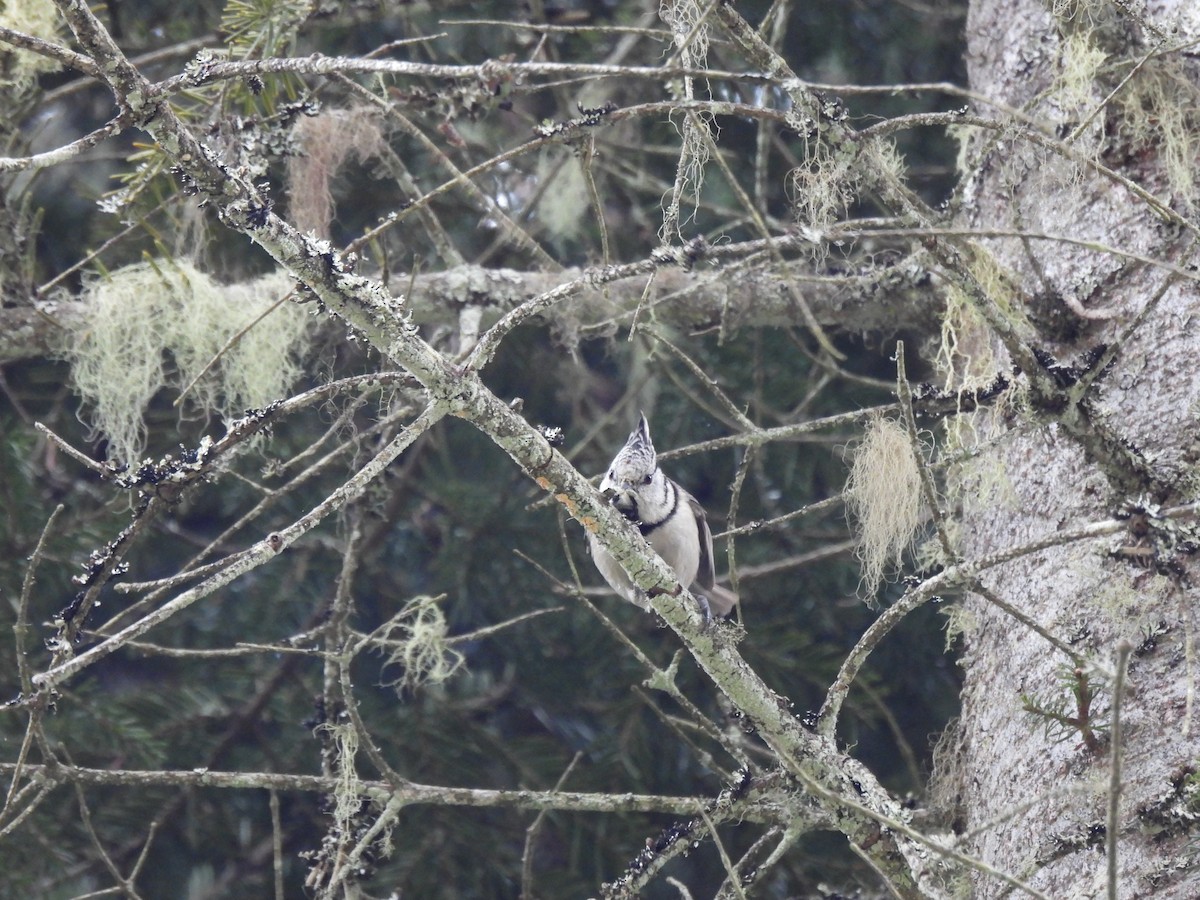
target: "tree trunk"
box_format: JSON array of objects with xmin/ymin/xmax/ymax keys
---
[{"xmin": 952, "ymin": 0, "xmax": 1200, "ymax": 895}]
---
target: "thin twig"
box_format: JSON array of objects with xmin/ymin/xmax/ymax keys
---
[
  {"xmin": 775, "ymin": 755, "xmax": 1054, "ymax": 900},
  {"xmin": 700, "ymin": 809, "xmax": 748, "ymax": 900},
  {"xmin": 0, "ymin": 24, "xmax": 101, "ymax": 75},
  {"xmin": 0, "ymin": 761, "xmax": 713, "ymax": 816},
  {"xmin": 715, "ymin": 493, "xmax": 843, "ymax": 538},
  {"xmin": 38, "ymin": 199, "xmax": 173, "ymax": 296},
  {"xmin": 730, "ymin": 539, "xmax": 856, "ymax": 580},
  {"xmin": 14, "ymin": 505, "xmax": 63, "ymax": 693},
  {"xmin": 159, "ymin": 55, "xmax": 771, "ymax": 96},
  {"xmin": 1074, "ymin": 244, "xmax": 1191, "ymax": 401},
  {"xmin": 111, "ymin": 554, "xmax": 248, "ymax": 595},
  {"xmin": 0, "ymin": 114, "xmax": 132, "ymax": 172},
  {"xmin": 724, "ymin": 441, "xmax": 752, "ymax": 622},
  {"xmin": 963, "ymin": 776, "xmax": 1103, "ymax": 845},
  {"xmin": 174, "ymin": 287, "xmax": 298, "ymax": 407},
  {"xmin": 515, "ymin": 546, "xmax": 659, "ymax": 675},
  {"xmin": 34, "ymin": 423, "xmax": 107, "ymax": 475},
  {"xmin": 715, "ymin": 823, "xmax": 801, "ymax": 898},
  {"xmin": 331, "ymin": 517, "xmax": 415, "ymax": 791},
  {"xmin": 579, "ymin": 136, "xmax": 611, "ymax": 267},
  {"xmin": 631, "ymin": 684, "xmax": 734, "ymax": 778},
  {"xmin": 1107, "ymin": 639, "xmax": 1133, "ymax": 900},
  {"xmin": 535, "ymin": 529, "xmax": 744, "ymax": 764},
  {"xmin": 824, "ymin": 224, "xmax": 1200, "ymax": 285},
  {"xmin": 648, "ymin": 330, "xmax": 756, "ymax": 431},
  {"xmin": 815, "ymin": 506, "xmax": 1200, "ymax": 736},
  {"xmin": 849, "ymin": 838, "xmax": 907, "ymax": 900},
  {"xmin": 128, "ymin": 820, "xmax": 160, "ymax": 886},
  {"xmin": 521, "ymin": 752, "xmax": 582, "ymax": 899},
  {"xmin": 30, "ymin": 405, "xmax": 446, "ymax": 693},
  {"xmin": 345, "ymin": 96, "xmax": 556, "ymax": 268},
  {"xmin": 971, "ymin": 582, "xmax": 1083, "ymax": 665},
  {"xmin": 465, "ymin": 257, "xmax": 661, "ymax": 372},
  {"xmin": 101, "ymin": 398, "xmax": 414, "ymax": 634},
  {"xmin": 270, "ymin": 792, "xmax": 284, "ymax": 900},
  {"xmin": 121, "ymin": 639, "xmax": 326, "ymax": 658},
  {"xmin": 73, "ymin": 780, "xmax": 146, "ymax": 900},
  {"xmin": 444, "ymin": 607, "xmax": 565, "ymax": 645},
  {"xmin": 894, "ymin": 341, "xmax": 955, "ymax": 557},
  {"xmin": 690, "ymin": 108, "xmax": 845, "ymax": 361},
  {"xmin": 339, "ymin": 650, "xmax": 409, "ymax": 790},
  {"xmin": 1, "ymin": 719, "xmax": 40, "ymax": 820},
  {"xmin": 0, "ymin": 783, "xmax": 54, "ymax": 840},
  {"xmin": 1067, "ymin": 36, "xmax": 1166, "ymax": 144},
  {"xmin": 441, "ymin": 18, "xmax": 674, "ymax": 39}
]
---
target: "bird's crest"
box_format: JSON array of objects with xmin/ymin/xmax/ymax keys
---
[{"xmin": 611, "ymin": 413, "xmax": 656, "ymax": 478}]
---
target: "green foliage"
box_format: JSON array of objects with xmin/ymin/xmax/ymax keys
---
[
  {"xmin": 1021, "ymin": 664, "xmax": 1108, "ymax": 753},
  {"xmin": 221, "ymin": 0, "xmax": 310, "ymax": 59}
]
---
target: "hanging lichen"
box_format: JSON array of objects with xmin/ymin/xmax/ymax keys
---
[
  {"xmin": 844, "ymin": 415, "xmax": 924, "ymax": 599},
  {"xmin": 65, "ymin": 259, "xmax": 311, "ymax": 462}
]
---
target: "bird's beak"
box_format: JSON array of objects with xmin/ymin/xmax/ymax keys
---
[{"xmin": 608, "ymin": 484, "xmax": 638, "ymax": 517}]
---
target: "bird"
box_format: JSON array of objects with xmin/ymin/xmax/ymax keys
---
[{"xmin": 588, "ymin": 413, "xmax": 738, "ymax": 620}]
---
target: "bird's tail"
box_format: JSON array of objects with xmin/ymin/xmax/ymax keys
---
[{"xmin": 700, "ymin": 583, "xmax": 739, "ymax": 618}]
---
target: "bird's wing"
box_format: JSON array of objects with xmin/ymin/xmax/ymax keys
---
[
  {"xmin": 687, "ymin": 493, "xmax": 717, "ymax": 591},
  {"xmin": 687, "ymin": 492, "xmax": 739, "ymax": 617}
]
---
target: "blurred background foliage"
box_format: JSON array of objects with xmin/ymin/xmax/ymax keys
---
[{"xmin": 1, "ymin": 0, "xmax": 967, "ymax": 896}]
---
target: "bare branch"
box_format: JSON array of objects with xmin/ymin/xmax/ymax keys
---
[{"xmin": 0, "ymin": 761, "xmax": 735, "ymax": 818}]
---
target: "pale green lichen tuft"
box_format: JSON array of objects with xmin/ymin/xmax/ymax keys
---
[
  {"xmin": 378, "ymin": 595, "xmax": 465, "ymax": 694},
  {"xmin": 536, "ymin": 147, "xmax": 590, "ymax": 247},
  {"xmin": 1, "ymin": 0, "xmax": 63, "ymax": 86},
  {"xmin": 320, "ymin": 721, "xmax": 362, "ymax": 831},
  {"xmin": 845, "ymin": 416, "xmax": 924, "ymax": 600},
  {"xmin": 1057, "ymin": 32, "xmax": 1108, "ymax": 115},
  {"xmin": 65, "ymin": 260, "xmax": 310, "ymax": 463},
  {"xmin": 1117, "ymin": 59, "xmax": 1200, "ymax": 207},
  {"xmin": 940, "ymin": 602, "xmax": 979, "ymax": 652},
  {"xmin": 658, "ymin": 0, "xmax": 712, "ymax": 242},
  {"xmin": 788, "ymin": 142, "xmax": 861, "ymax": 237},
  {"xmin": 928, "ymin": 246, "xmax": 1032, "ymax": 454}
]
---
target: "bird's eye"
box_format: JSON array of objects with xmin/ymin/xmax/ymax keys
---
[{"xmin": 641, "ymin": 473, "xmax": 653, "ymax": 485}]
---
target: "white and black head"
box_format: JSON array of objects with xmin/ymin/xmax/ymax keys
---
[{"xmin": 599, "ymin": 414, "xmax": 669, "ymax": 522}]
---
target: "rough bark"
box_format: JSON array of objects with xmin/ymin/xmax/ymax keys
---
[{"xmin": 949, "ymin": 0, "xmax": 1200, "ymax": 896}]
